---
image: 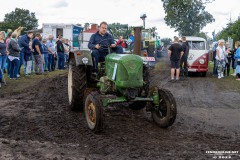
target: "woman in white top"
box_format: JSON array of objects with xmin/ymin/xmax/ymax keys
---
[{"xmin": 216, "ymin": 39, "xmax": 227, "ymax": 79}]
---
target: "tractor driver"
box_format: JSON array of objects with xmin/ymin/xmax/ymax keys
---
[{"xmin": 88, "ymin": 21, "xmax": 123, "ymax": 73}]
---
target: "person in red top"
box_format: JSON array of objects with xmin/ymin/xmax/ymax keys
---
[{"xmin": 116, "ymin": 36, "xmax": 126, "ymax": 52}]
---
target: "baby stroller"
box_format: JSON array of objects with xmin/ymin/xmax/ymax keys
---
[{"xmin": 0, "ymin": 68, "xmax": 7, "ymax": 88}]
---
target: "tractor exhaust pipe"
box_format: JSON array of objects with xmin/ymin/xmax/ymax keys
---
[{"xmin": 133, "ymin": 27, "xmax": 142, "ymax": 56}]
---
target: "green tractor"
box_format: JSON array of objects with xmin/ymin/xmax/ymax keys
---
[
  {"xmin": 68, "ymin": 39, "xmax": 177, "ymax": 133},
  {"xmin": 141, "ymin": 29, "xmax": 156, "ymax": 55}
]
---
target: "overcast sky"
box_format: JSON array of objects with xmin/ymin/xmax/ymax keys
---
[{"xmin": 0, "ymin": 0, "xmax": 239, "ymax": 39}]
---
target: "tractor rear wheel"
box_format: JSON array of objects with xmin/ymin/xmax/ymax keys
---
[
  {"xmin": 150, "ymin": 88, "xmax": 177, "ymax": 128},
  {"xmin": 68, "ymin": 58, "xmax": 87, "ymax": 111},
  {"xmin": 85, "ymin": 92, "xmax": 103, "ymax": 133}
]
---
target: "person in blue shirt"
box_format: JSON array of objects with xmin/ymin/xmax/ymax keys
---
[
  {"xmin": 18, "ymin": 31, "xmax": 33, "ymax": 76},
  {"xmin": 212, "ymin": 42, "xmax": 218, "ymax": 76},
  {"xmin": 88, "ymin": 21, "xmax": 123, "ymax": 73},
  {"xmin": 0, "ymin": 31, "xmax": 7, "ymax": 83},
  {"xmin": 42, "ymin": 38, "xmax": 49, "ymax": 72},
  {"xmin": 32, "ymin": 33, "xmax": 44, "ymax": 75},
  {"xmin": 46, "ymin": 35, "xmax": 56, "ymax": 72},
  {"xmin": 234, "ymin": 41, "xmax": 240, "ymax": 80},
  {"xmin": 129, "ymin": 32, "xmax": 134, "ymax": 51}
]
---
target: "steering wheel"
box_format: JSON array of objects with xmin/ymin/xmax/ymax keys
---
[{"xmin": 98, "ymin": 38, "xmax": 116, "ymax": 54}]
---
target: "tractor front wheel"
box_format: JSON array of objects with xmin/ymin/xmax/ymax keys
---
[
  {"xmin": 84, "ymin": 92, "xmax": 103, "ymax": 133},
  {"xmin": 150, "ymin": 88, "xmax": 177, "ymax": 128}
]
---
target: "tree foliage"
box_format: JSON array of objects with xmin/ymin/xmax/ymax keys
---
[
  {"xmin": 161, "ymin": 38, "xmax": 172, "ymax": 47},
  {"xmin": 108, "ymin": 23, "xmax": 132, "ymax": 39},
  {"xmin": 195, "ymin": 32, "xmax": 210, "ymax": 40},
  {"xmin": 0, "ymin": 8, "xmax": 38, "ymax": 34},
  {"xmin": 84, "ymin": 23, "xmax": 90, "ymax": 31},
  {"xmin": 216, "ymin": 19, "xmax": 240, "ymax": 44},
  {"xmin": 162, "ymin": 0, "xmax": 215, "ymax": 36}
]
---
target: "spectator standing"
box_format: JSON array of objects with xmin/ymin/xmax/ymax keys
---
[
  {"xmin": 129, "ymin": 32, "xmax": 134, "ymax": 52},
  {"xmin": 32, "ymin": 33, "xmax": 44, "ymax": 75},
  {"xmin": 180, "ymin": 36, "xmax": 189, "ymax": 79},
  {"xmin": 7, "ymin": 33, "xmax": 21, "ymax": 80},
  {"xmin": 216, "ymin": 39, "xmax": 226, "ymax": 79},
  {"xmin": 42, "ymin": 39, "xmax": 49, "ymax": 72},
  {"xmin": 56, "ymin": 38, "xmax": 65, "ymax": 70},
  {"xmin": 5, "ymin": 32, "xmax": 12, "ymax": 75},
  {"xmin": 62, "ymin": 38, "xmax": 70, "ymax": 66},
  {"xmin": 231, "ymin": 45, "xmax": 237, "ymax": 76},
  {"xmin": 117, "ymin": 36, "xmax": 126, "ymax": 52},
  {"xmin": 46, "ymin": 35, "xmax": 56, "ymax": 72},
  {"xmin": 0, "ymin": 31, "xmax": 7, "ymax": 83},
  {"xmin": 224, "ymin": 42, "xmax": 232, "ymax": 76},
  {"xmin": 212, "ymin": 42, "xmax": 218, "ymax": 76},
  {"xmin": 18, "ymin": 31, "xmax": 33, "ymax": 76},
  {"xmin": 234, "ymin": 41, "xmax": 240, "ymax": 80},
  {"xmin": 168, "ymin": 36, "xmax": 184, "ymax": 81},
  {"xmin": 25, "ymin": 41, "xmax": 33, "ymax": 75}
]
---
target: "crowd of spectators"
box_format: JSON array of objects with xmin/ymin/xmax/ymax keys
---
[
  {"xmin": 212, "ymin": 40, "xmax": 240, "ymax": 80},
  {"xmin": 0, "ymin": 31, "xmax": 70, "ymax": 84}
]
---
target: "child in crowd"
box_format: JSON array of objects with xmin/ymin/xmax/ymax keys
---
[{"xmin": 234, "ymin": 41, "xmax": 240, "ymax": 80}]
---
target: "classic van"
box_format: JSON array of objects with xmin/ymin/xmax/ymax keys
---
[{"xmin": 185, "ymin": 36, "xmax": 209, "ymax": 76}]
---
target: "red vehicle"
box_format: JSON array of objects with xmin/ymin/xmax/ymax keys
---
[{"xmin": 186, "ymin": 36, "xmax": 209, "ymax": 76}]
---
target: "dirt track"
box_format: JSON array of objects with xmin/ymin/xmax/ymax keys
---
[{"xmin": 0, "ymin": 58, "xmax": 240, "ymax": 160}]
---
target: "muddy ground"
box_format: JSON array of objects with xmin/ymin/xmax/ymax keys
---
[{"xmin": 0, "ymin": 58, "xmax": 239, "ymax": 160}]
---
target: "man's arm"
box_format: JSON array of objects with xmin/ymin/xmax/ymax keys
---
[
  {"xmin": 168, "ymin": 50, "xmax": 172, "ymax": 58},
  {"xmin": 216, "ymin": 49, "xmax": 221, "ymax": 60},
  {"xmin": 11, "ymin": 41, "xmax": 20, "ymax": 51},
  {"xmin": 109, "ymin": 34, "xmax": 116, "ymax": 48},
  {"xmin": 168, "ymin": 45, "xmax": 172, "ymax": 58},
  {"xmin": 35, "ymin": 45, "xmax": 41, "ymax": 55},
  {"xmin": 88, "ymin": 34, "xmax": 98, "ymax": 49},
  {"xmin": 48, "ymin": 47, "xmax": 54, "ymax": 54},
  {"xmin": 180, "ymin": 51, "xmax": 184, "ymax": 59},
  {"xmin": 18, "ymin": 36, "xmax": 29, "ymax": 48}
]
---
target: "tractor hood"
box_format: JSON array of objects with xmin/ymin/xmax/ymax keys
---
[{"xmin": 105, "ymin": 54, "xmax": 144, "ymax": 88}]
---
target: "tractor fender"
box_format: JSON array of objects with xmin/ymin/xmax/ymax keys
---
[{"xmin": 68, "ymin": 50, "xmax": 93, "ymax": 66}]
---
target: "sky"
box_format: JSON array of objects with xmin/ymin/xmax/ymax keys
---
[{"xmin": 0, "ymin": 0, "xmax": 239, "ymax": 39}]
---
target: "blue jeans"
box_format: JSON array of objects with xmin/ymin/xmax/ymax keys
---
[
  {"xmin": 91, "ymin": 50, "xmax": 108, "ymax": 72},
  {"xmin": 0, "ymin": 55, "xmax": 7, "ymax": 79},
  {"xmin": 213, "ymin": 59, "xmax": 217, "ymax": 75},
  {"xmin": 48, "ymin": 54, "xmax": 55, "ymax": 71},
  {"xmin": 113, "ymin": 46, "xmax": 123, "ymax": 54},
  {"xmin": 9, "ymin": 59, "xmax": 20, "ymax": 79},
  {"xmin": 64, "ymin": 54, "xmax": 69, "ymax": 62},
  {"xmin": 57, "ymin": 52, "xmax": 65, "ymax": 70},
  {"xmin": 42, "ymin": 54, "xmax": 49, "ymax": 71},
  {"xmin": 19, "ymin": 51, "xmax": 26, "ymax": 75},
  {"xmin": 6, "ymin": 58, "xmax": 10, "ymax": 76}
]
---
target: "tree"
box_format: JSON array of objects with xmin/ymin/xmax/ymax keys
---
[
  {"xmin": 216, "ymin": 19, "xmax": 240, "ymax": 45},
  {"xmin": 162, "ymin": 0, "xmax": 215, "ymax": 36},
  {"xmin": 108, "ymin": 23, "xmax": 130, "ymax": 39},
  {"xmin": 0, "ymin": 8, "xmax": 38, "ymax": 34},
  {"xmin": 161, "ymin": 38, "xmax": 172, "ymax": 47},
  {"xmin": 84, "ymin": 23, "xmax": 90, "ymax": 31},
  {"xmin": 195, "ymin": 32, "xmax": 210, "ymax": 40}
]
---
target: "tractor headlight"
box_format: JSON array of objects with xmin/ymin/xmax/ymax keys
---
[
  {"xmin": 82, "ymin": 57, "xmax": 88, "ymax": 64},
  {"xmin": 199, "ymin": 59, "xmax": 204, "ymax": 64}
]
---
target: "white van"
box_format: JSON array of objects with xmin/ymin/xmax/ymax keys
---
[{"xmin": 185, "ymin": 36, "xmax": 209, "ymax": 76}]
